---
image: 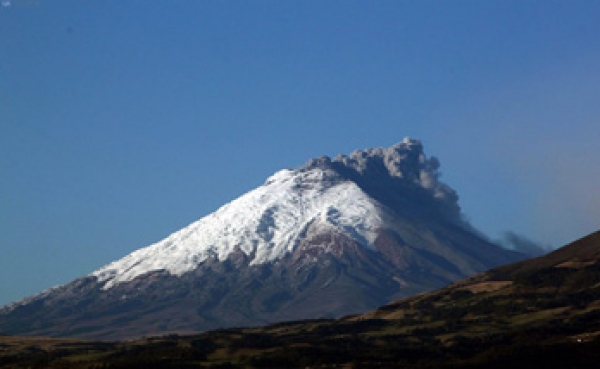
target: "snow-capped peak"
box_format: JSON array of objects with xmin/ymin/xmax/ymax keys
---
[
  {"xmin": 91, "ymin": 139, "xmax": 464, "ymax": 290},
  {"xmin": 2, "ymin": 139, "xmax": 524, "ymax": 341},
  {"xmin": 92, "ymin": 166, "xmax": 390, "ymax": 289}
]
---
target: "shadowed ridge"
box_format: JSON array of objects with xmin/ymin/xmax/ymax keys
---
[
  {"xmin": 5, "ymin": 229, "xmax": 600, "ymax": 368},
  {"xmin": 488, "ymin": 230, "xmax": 600, "ymax": 280}
]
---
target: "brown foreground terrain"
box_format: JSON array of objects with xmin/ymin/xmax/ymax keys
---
[{"xmin": 2, "ymin": 230, "xmax": 600, "ymax": 368}]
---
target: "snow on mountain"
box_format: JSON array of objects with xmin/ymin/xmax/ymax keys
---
[
  {"xmin": 1, "ymin": 138, "xmax": 527, "ymax": 340},
  {"xmin": 92, "ymin": 166, "xmax": 393, "ymax": 289},
  {"xmin": 91, "ymin": 137, "xmax": 460, "ymax": 289}
]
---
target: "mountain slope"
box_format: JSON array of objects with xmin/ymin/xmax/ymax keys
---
[
  {"xmin": 0, "ymin": 138, "xmax": 523, "ymax": 340},
  {"xmin": 3, "ymin": 230, "xmax": 600, "ymax": 369},
  {"xmin": 364, "ymin": 230, "xmax": 600, "ymax": 322}
]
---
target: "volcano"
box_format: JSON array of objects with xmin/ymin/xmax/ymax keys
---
[{"xmin": 0, "ymin": 138, "xmax": 523, "ymax": 340}]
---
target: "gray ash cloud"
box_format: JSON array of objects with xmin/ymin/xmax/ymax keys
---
[{"xmin": 500, "ymin": 231, "xmax": 552, "ymax": 257}]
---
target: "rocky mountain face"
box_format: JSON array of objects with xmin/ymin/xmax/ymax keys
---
[
  {"xmin": 0, "ymin": 138, "xmax": 524, "ymax": 340},
  {"xmin": 3, "ymin": 231, "xmax": 600, "ymax": 368}
]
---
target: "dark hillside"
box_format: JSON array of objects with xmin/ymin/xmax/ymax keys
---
[{"xmin": 3, "ymin": 230, "xmax": 600, "ymax": 368}]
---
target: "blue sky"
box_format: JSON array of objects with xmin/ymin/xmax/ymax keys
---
[{"xmin": 1, "ymin": 0, "xmax": 599, "ymax": 306}]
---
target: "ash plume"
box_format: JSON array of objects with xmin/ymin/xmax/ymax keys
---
[{"xmin": 501, "ymin": 231, "xmax": 552, "ymax": 257}]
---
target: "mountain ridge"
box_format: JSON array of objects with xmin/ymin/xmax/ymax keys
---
[
  {"xmin": 3, "ymin": 230, "xmax": 599, "ymax": 368},
  {"xmin": 92, "ymin": 137, "xmax": 466, "ymax": 290},
  {"xmin": 0, "ymin": 138, "xmax": 524, "ymax": 340}
]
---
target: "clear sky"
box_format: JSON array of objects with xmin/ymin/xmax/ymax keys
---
[{"xmin": 1, "ymin": 0, "xmax": 599, "ymax": 306}]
